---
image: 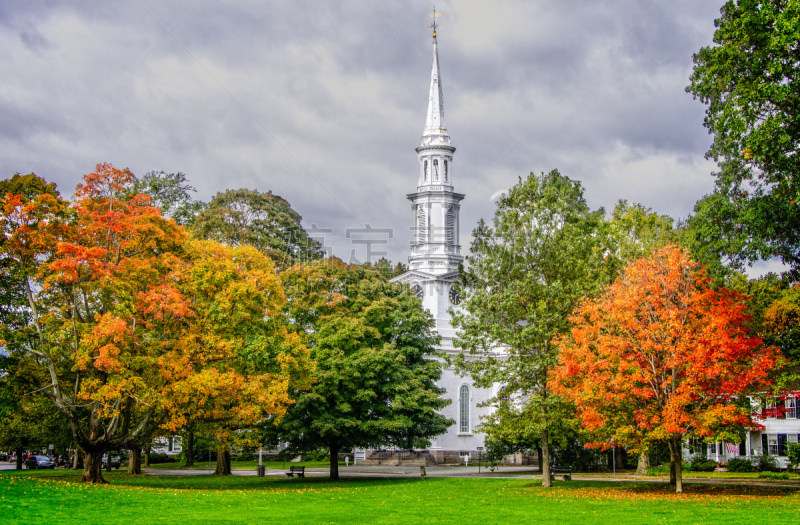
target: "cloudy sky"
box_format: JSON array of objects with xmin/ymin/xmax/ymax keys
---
[{"xmin": 2, "ymin": 0, "xmax": 753, "ymax": 270}]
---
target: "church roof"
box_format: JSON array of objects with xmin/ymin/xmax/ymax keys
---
[{"xmin": 420, "ymin": 34, "xmax": 451, "ymax": 147}]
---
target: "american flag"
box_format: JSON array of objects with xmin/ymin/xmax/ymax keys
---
[{"xmin": 725, "ymin": 442, "xmax": 738, "ymax": 455}]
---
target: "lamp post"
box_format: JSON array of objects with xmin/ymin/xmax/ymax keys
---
[
  {"xmin": 477, "ymin": 447, "xmax": 484, "ymax": 474},
  {"xmin": 257, "ymin": 447, "xmax": 265, "ymax": 477}
]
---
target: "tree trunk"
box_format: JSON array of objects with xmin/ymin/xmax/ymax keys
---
[
  {"xmin": 184, "ymin": 428, "xmax": 194, "ymax": 468},
  {"xmin": 635, "ymin": 452, "xmax": 650, "ymax": 475},
  {"xmin": 81, "ymin": 450, "xmax": 107, "ymax": 484},
  {"xmin": 329, "ymin": 442, "xmax": 340, "ymax": 481},
  {"xmin": 128, "ymin": 448, "xmax": 142, "ymax": 475},
  {"xmin": 214, "ymin": 447, "xmax": 231, "ymax": 475},
  {"xmin": 668, "ymin": 438, "xmax": 683, "ymax": 493},
  {"xmin": 541, "ymin": 428, "xmax": 552, "ymax": 488},
  {"xmin": 105, "ymin": 452, "xmax": 112, "ymax": 472},
  {"xmin": 71, "ymin": 450, "xmax": 82, "ymax": 470},
  {"xmin": 144, "ymin": 447, "xmax": 150, "ymax": 467},
  {"xmin": 535, "ymin": 446, "xmax": 543, "ymax": 473},
  {"xmin": 15, "ymin": 447, "xmax": 22, "ymax": 470},
  {"xmin": 615, "ymin": 446, "xmax": 624, "ymax": 471}
]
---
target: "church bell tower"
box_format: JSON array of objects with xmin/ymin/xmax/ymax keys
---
[{"xmin": 407, "ymin": 22, "xmax": 465, "ymax": 275}]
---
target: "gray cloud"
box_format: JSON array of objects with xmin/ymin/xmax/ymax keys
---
[{"xmin": 0, "ymin": 0, "xmax": 727, "ymax": 265}]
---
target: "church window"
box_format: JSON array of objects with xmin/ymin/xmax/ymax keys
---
[
  {"xmin": 459, "ymin": 385, "xmax": 470, "ymax": 433},
  {"xmin": 417, "ymin": 208, "xmax": 426, "ymax": 243},
  {"xmin": 433, "ymin": 159, "xmax": 439, "ymax": 181},
  {"xmin": 444, "ymin": 159, "xmax": 448, "ymax": 182},
  {"xmin": 424, "ymin": 160, "xmax": 428, "ymax": 181},
  {"xmin": 446, "ymin": 206, "xmax": 455, "ymax": 242}
]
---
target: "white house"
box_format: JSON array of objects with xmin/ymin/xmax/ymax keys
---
[{"xmin": 686, "ymin": 394, "xmax": 799, "ymax": 469}]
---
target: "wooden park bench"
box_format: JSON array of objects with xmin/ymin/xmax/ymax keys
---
[
  {"xmin": 549, "ymin": 466, "xmax": 572, "ymax": 481},
  {"xmin": 286, "ymin": 466, "xmax": 305, "ymax": 478}
]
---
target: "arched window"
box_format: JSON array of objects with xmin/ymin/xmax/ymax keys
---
[
  {"xmin": 417, "ymin": 207, "xmax": 426, "ymax": 244},
  {"xmin": 459, "ymin": 385, "xmax": 470, "ymax": 433},
  {"xmin": 433, "ymin": 159, "xmax": 439, "ymax": 181},
  {"xmin": 444, "ymin": 159, "xmax": 448, "ymax": 182},
  {"xmin": 424, "ymin": 160, "xmax": 428, "ymax": 181}
]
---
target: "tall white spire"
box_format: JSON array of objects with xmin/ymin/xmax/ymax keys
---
[
  {"xmin": 421, "ymin": 35, "xmax": 450, "ymax": 146},
  {"xmin": 407, "ymin": 14, "xmax": 463, "ymax": 275}
]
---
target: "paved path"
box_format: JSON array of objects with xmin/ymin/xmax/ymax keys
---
[
  {"xmin": 4, "ymin": 461, "xmax": 798, "ymax": 489},
  {"xmin": 136, "ymin": 465, "xmax": 800, "ymax": 488}
]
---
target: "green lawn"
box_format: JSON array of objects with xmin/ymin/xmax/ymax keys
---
[{"xmin": 1, "ymin": 470, "xmax": 798, "ymax": 524}]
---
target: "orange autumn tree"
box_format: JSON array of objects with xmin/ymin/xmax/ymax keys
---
[
  {"xmin": 157, "ymin": 239, "xmax": 312, "ymax": 475},
  {"xmin": 0, "ymin": 163, "xmax": 310, "ymax": 483},
  {"xmin": 551, "ymin": 245, "xmax": 779, "ymax": 493},
  {"xmin": 0, "ymin": 163, "xmax": 188, "ymax": 483}
]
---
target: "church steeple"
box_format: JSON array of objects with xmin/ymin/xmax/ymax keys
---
[
  {"xmin": 421, "ymin": 31, "xmax": 450, "ymax": 146},
  {"xmin": 407, "ymin": 17, "xmax": 464, "ymax": 276}
]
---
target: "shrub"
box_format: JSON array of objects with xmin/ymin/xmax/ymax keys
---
[
  {"xmin": 687, "ymin": 455, "xmax": 717, "ymax": 472},
  {"xmin": 148, "ymin": 453, "xmax": 176, "ymax": 464},
  {"xmin": 757, "ymin": 454, "xmax": 779, "ymax": 472},
  {"xmin": 758, "ymin": 471, "xmax": 789, "ymax": 480},
  {"xmin": 787, "ymin": 442, "xmax": 800, "ymax": 470},
  {"xmin": 303, "ymin": 450, "xmax": 329, "ymax": 462},
  {"xmin": 725, "ymin": 458, "xmax": 754, "ymax": 472},
  {"xmin": 645, "ymin": 462, "xmax": 691, "ymax": 476}
]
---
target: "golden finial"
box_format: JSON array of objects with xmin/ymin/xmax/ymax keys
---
[{"xmin": 428, "ymin": 7, "xmax": 443, "ymax": 38}]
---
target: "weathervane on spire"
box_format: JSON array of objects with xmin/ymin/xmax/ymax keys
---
[{"xmin": 428, "ymin": 7, "xmax": 443, "ymax": 38}]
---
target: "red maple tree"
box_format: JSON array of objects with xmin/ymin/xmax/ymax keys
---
[{"xmin": 552, "ymin": 245, "xmax": 779, "ymax": 492}]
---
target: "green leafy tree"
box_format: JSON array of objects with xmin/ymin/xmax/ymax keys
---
[
  {"xmin": 608, "ymin": 200, "xmax": 675, "ymax": 264},
  {"xmin": 361, "ymin": 258, "xmax": 408, "ymax": 280},
  {"xmin": 452, "ymin": 170, "xmax": 609, "ymax": 487},
  {"xmin": 191, "ymin": 188, "xmax": 324, "ymax": 269},
  {"xmin": 687, "ymin": 0, "xmax": 800, "ymax": 277},
  {"xmin": 128, "ymin": 171, "xmax": 202, "ymax": 226},
  {"xmin": 762, "ymin": 282, "xmax": 800, "ymax": 387},
  {"xmin": 271, "ymin": 258, "xmax": 451, "ymax": 480}
]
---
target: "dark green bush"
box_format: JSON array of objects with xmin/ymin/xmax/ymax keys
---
[
  {"xmin": 687, "ymin": 455, "xmax": 718, "ymax": 472},
  {"xmin": 304, "ymin": 450, "xmax": 329, "ymax": 462},
  {"xmin": 148, "ymin": 453, "xmax": 176, "ymax": 464},
  {"xmin": 725, "ymin": 458, "xmax": 754, "ymax": 472},
  {"xmin": 757, "ymin": 454, "xmax": 778, "ymax": 472}
]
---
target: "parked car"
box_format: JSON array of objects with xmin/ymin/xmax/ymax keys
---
[
  {"xmin": 25, "ymin": 455, "xmax": 56, "ymax": 469},
  {"xmin": 0, "ymin": 452, "xmax": 8, "ymax": 461},
  {"xmin": 101, "ymin": 455, "xmax": 122, "ymax": 469}
]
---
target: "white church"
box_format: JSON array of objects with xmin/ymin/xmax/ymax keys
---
[{"xmin": 382, "ymin": 24, "xmax": 497, "ymax": 465}]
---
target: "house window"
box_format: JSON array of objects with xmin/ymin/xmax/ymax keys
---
[
  {"xmin": 787, "ymin": 397, "xmax": 797, "ymax": 419},
  {"xmin": 767, "ymin": 434, "xmax": 779, "ymax": 456},
  {"xmin": 444, "ymin": 159, "xmax": 448, "ymax": 182},
  {"xmin": 167, "ymin": 437, "xmax": 182, "ymax": 453},
  {"xmin": 424, "ymin": 160, "xmax": 428, "ymax": 181},
  {"xmin": 459, "ymin": 385, "xmax": 470, "ymax": 433},
  {"xmin": 433, "ymin": 159, "xmax": 439, "ymax": 181},
  {"xmin": 765, "ymin": 399, "xmax": 784, "ymax": 419}
]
